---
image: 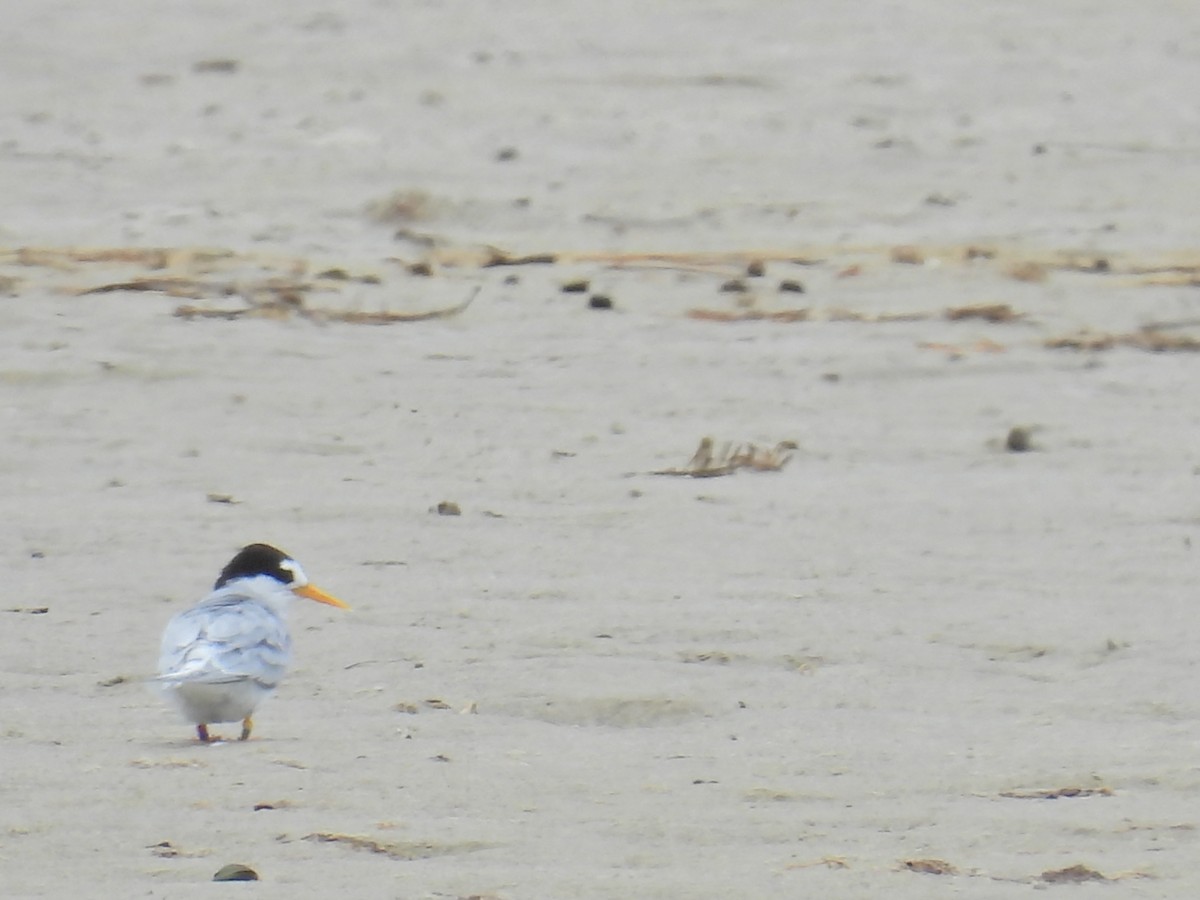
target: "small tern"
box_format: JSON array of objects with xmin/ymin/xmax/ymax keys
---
[{"xmin": 156, "ymin": 543, "xmax": 349, "ymax": 742}]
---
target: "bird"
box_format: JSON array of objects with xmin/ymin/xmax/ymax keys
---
[{"xmin": 156, "ymin": 543, "xmax": 349, "ymax": 742}]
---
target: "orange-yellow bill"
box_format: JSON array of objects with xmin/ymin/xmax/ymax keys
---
[{"xmin": 294, "ymin": 583, "xmax": 351, "ymax": 609}]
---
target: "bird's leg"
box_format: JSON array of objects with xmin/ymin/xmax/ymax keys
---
[
  {"xmin": 239, "ymin": 716, "xmax": 253, "ymax": 741},
  {"xmin": 197, "ymin": 723, "xmax": 211, "ymax": 742}
]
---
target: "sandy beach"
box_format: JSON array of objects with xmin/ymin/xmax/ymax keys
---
[{"xmin": 3, "ymin": 2, "xmax": 1200, "ymax": 897}]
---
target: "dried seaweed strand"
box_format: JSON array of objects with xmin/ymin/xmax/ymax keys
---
[
  {"xmin": 1046, "ymin": 330, "xmax": 1200, "ymax": 352},
  {"xmin": 175, "ymin": 285, "xmax": 478, "ymax": 324},
  {"xmin": 652, "ymin": 438, "xmax": 796, "ymax": 477},
  {"xmin": 686, "ymin": 307, "xmax": 931, "ymax": 324}
]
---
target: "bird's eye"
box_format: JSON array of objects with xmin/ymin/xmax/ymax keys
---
[{"xmin": 278, "ymin": 558, "xmax": 308, "ymax": 588}]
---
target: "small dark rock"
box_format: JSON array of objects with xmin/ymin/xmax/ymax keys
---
[
  {"xmin": 778, "ymin": 280, "xmax": 805, "ymax": 293},
  {"xmin": 561, "ymin": 279, "xmax": 590, "ymax": 293},
  {"xmin": 588, "ymin": 295, "xmax": 613, "ymax": 310},
  {"xmin": 1005, "ymin": 426, "xmax": 1034, "ymax": 453},
  {"xmin": 719, "ymin": 279, "xmax": 748, "ymax": 293}
]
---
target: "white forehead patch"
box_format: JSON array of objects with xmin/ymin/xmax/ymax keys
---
[{"xmin": 278, "ymin": 558, "xmax": 308, "ymax": 588}]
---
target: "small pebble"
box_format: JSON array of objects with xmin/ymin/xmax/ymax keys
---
[
  {"xmin": 778, "ymin": 280, "xmax": 805, "ymax": 293},
  {"xmin": 588, "ymin": 295, "xmax": 613, "ymax": 310},
  {"xmin": 1005, "ymin": 427, "xmax": 1034, "ymax": 452}
]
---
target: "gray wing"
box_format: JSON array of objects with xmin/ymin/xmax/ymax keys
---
[{"xmin": 158, "ymin": 596, "xmax": 291, "ymax": 689}]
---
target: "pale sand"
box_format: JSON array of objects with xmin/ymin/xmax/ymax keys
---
[{"xmin": 2, "ymin": 2, "xmax": 1200, "ymax": 897}]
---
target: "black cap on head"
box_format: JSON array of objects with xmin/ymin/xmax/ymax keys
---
[{"xmin": 215, "ymin": 543, "xmax": 296, "ymax": 589}]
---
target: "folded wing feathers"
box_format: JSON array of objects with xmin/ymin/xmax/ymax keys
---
[{"xmin": 158, "ymin": 595, "xmax": 291, "ymax": 689}]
